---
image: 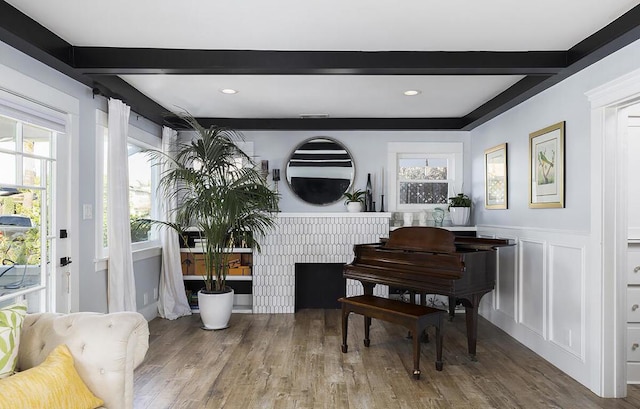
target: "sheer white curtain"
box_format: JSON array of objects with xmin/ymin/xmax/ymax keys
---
[
  {"xmin": 107, "ymin": 98, "xmax": 136, "ymax": 312},
  {"xmin": 158, "ymin": 126, "xmax": 192, "ymax": 319}
]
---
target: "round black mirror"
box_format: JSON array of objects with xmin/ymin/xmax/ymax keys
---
[{"xmin": 286, "ymin": 137, "xmax": 355, "ymax": 205}]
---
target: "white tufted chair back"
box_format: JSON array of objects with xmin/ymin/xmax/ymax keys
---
[{"xmin": 17, "ymin": 311, "xmax": 149, "ymax": 409}]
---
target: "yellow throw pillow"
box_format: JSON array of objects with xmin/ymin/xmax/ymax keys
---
[
  {"xmin": 0, "ymin": 344, "xmax": 104, "ymax": 409},
  {"xmin": 0, "ymin": 302, "xmax": 27, "ymax": 378}
]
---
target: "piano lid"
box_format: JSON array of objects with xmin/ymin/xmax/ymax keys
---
[
  {"xmin": 384, "ymin": 227, "xmax": 513, "ymax": 253},
  {"xmin": 384, "ymin": 227, "xmax": 457, "ymax": 254}
]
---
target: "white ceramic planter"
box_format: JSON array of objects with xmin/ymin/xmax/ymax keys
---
[
  {"xmin": 346, "ymin": 202, "xmax": 363, "ymax": 212},
  {"xmin": 449, "ymin": 207, "xmax": 471, "ymax": 226},
  {"xmin": 198, "ymin": 288, "xmax": 234, "ymax": 330}
]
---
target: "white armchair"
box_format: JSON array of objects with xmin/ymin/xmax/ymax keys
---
[{"xmin": 17, "ymin": 311, "xmax": 149, "ymax": 409}]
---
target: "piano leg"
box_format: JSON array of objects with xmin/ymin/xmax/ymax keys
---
[
  {"xmin": 448, "ymin": 296, "xmax": 457, "ymax": 321},
  {"xmin": 435, "ymin": 314, "xmax": 444, "ymax": 371},
  {"xmin": 341, "ymin": 306, "xmax": 349, "ymax": 353},
  {"xmin": 361, "ymin": 284, "xmax": 375, "ymax": 348},
  {"xmin": 364, "ymin": 316, "xmax": 371, "ymax": 347},
  {"xmin": 411, "ymin": 323, "xmax": 421, "ymax": 380},
  {"xmin": 463, "ymin": 294, "xmax": 482, "ymax": 361}
]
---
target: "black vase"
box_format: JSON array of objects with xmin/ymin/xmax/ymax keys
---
[{"xmin": 365, "ymin": 173, "xmax": 373, "ymax": 212}]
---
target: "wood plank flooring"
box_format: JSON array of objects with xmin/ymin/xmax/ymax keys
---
[{"xmin": 134, "ymin": 310, "xmax": 640, "ymax": 409}]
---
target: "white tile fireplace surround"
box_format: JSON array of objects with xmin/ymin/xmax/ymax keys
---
[{"xmin": 253, "ymin": 213, "xmax": 392, "ymax": 313}]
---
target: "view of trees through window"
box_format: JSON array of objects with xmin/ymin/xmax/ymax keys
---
[
  {"xmin": 99, "ymin": 126, "xmax": 155, "ymax": 249},
  {"xmin": 0, "ymin": 113, "xmax": 55, "ymax": 298},
  {"xmin": 0, "ymin": 190, "xmax": 42, "ymax": 266},
  {"xmin": 128, "ymin": 145, "xmax": 152, "ymax": 243},
  {"xmin": 398, "ymin": 157, "xmax": 449, "ymax": 205}
]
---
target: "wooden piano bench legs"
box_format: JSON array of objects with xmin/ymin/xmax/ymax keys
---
[{"xmin": 338, "ymin": 295, "xmax": 445, "ymax": 379}]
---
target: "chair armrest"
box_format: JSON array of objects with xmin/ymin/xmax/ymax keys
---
[{"xmin": 18, "ymin": 312, "xmax": 149, "ymax": 409}]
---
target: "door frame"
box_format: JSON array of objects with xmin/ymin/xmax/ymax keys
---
[
  {"xmin": 587, "ymin": 67, "xmax": 640, "ymax": 397},
  {"xmin": 0, "ymin": 63, "xmax": 80, "ymax": 312}
]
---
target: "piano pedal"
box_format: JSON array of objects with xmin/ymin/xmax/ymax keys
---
[
  {"xmin": 406, "ymin": 331, "xmax": 430, "ymax": 343},
  {"xmin": 412, "ymin": 369, "xmax": 421, "ymax": 380}
]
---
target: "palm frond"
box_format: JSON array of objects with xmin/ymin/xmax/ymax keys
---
[{"xmin": 144, "ymin": 113, "xmax": 279, "ymax": 292}]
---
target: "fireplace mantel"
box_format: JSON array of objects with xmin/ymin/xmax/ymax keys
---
[
  {"xmin": 275, "ymin": 212, "xmax": 392, "ymax": 218},
  {"xmin": 253, "ymin": 212, "xmax": 391, "ymax": 313}
]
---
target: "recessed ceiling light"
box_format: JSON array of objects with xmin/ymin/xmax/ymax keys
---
[
  {"xmin": 220, "ymin": 88, "xmax": 238, "ymax": 94},
  {"xmin": 404, "ymin": 90, "xmax": 421, "ymax": 96}
]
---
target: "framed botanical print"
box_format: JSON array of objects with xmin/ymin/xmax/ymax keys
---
[
  {"xmin": 529, "ymin": 121, "xmax": 565, "ymax": 208},
  {"xmin": 484, "ymin": 143, "xmax": 508, "ymax": 209}
]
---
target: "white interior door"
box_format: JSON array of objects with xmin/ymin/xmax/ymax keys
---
[{"xmin": 53, "ymin": 128, "xmax": 71, "ymax": 313}]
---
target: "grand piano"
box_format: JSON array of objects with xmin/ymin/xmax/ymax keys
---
[{"xmin": 343, "ymin": 226, "xmax": 512, "ymax": 360}]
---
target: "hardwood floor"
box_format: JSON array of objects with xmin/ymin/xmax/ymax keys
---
[{"xmin": 134, "ymin": 310, "xmax": 640, "ymax": 409}]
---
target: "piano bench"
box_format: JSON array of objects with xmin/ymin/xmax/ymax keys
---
[{"xmin": 338, "ymin": 295, "xmax": 445, "ymax": 380}]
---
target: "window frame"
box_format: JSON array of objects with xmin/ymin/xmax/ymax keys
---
[
  {"xmin": 95, "ymin": 110, "xmax": 161, "ymax": 267},
  {"xmin": 387, "ymin": 142, "xmax": 463, "ymax": 212}
]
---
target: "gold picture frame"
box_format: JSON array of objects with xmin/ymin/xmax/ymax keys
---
[
  {"xmin": 485, "ymin": 143, "xmax": 508, "ymax": 209},
  {"xmin": 529, "ymin": 122, "xmax": 565, "ymax": 208}
]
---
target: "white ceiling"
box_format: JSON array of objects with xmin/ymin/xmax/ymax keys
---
[{"xmin": 5, "ymin": 0, "xmax": 640, "ymax": 121}]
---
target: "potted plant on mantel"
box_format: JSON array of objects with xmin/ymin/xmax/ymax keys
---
[
  {"xmin": 343, "ymin": 189, "xmax": 366, "ymax": 212},
  {"xmin": 448, "ymin": 193, "xmax": 472, "ymax": 226},
  {"xmin": 145, "ymin": 114, "xmax": 279, "ymax": 330}
]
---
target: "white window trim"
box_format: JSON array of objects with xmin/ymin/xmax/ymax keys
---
[
  {"xmin": 387, "ymin": 142, "xmax": 463, "ymax": 212},
  {"xmin": 95, "ymin": 110, "xmax": 161, "ymax": 271}
]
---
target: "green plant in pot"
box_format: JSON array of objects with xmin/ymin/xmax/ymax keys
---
[
  {"xmin": 448, "ymin": 193, "xmax": 471, "ymax": 226},
  {"xmin": 144, "ymin": 114, "xmax": 279, "ymax": 329},
  {"xmin": 343, "ymin": 189, "xmax": 365, "ymax": 212}
]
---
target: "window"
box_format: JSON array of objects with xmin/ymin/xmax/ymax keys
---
[
  {"xmin": 95, "ymin": 111, "xmax": 160, "ymax": 260},
  {"xmin": 0, "ymin": 109, "xmax": 62, "ymax": 309},
  {"xmin": 387, "ymin": 142, "xmax": 463, "ymax": 211}
]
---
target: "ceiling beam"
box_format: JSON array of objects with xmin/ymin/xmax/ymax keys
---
[
  {"xmin": 90, "ymin": 76, "xmax": 170, "ymax": 125},
  {"xmin": 461, "ymin": 75, "xmax": 554, "ymax": 130},
  {"xmin": 185, "ymin": 117, "xmax": 467, "ymax": 131},
  {"xmin": 72, "ymin": 49, "xmax": 567, "ymax": 76},
  {"xmin": 463, "ymin": 4, "xmax": 640, "ymax": 130},
  {"xmin": 0, "ymin": 1, "xmax": 91, "ymax": 87}
]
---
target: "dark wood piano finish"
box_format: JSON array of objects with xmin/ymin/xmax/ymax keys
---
[{"xmin": 343, "ymin": 226, "xmax": 512, "ymax": 360}]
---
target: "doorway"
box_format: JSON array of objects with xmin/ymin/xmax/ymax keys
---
[
  {"xmin": 0, "ymin": 103, "xmax": 70, "ymax": 313},
  {"xmin": 588, "ymin": 69, "xmax": 640, "ymax": 397}
]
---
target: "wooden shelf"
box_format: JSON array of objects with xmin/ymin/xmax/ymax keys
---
[{"xmin": 180, "ymin": 230, "xmax": 254, "ymax": 312}]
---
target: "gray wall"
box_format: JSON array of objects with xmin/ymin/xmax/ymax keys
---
[
  {"xmin": 1, "ymin": 40, "xmax": 162, "ymax": 315},
  {"xmin": 470, "ymin": 38, "xmax": 640, "ymax": 231},
  {"xmin": 234, "ymin": 130, "xmax": 471, "ymax": 213}
]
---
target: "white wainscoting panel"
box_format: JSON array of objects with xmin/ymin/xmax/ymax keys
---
[
  {"xmin": 549, "ymin": 244, "xmax": 585, "ymax": 358},
  {"xmin": 478, "ymin": 226, "xmax": 591, "ymax": 390},
  {"xmin": 519, "ymin": 239, "xmax": 546, "ymax": 337},
  {"xmin": 496, "ymin": 241, "xmax": 518, "ymax": 320}
]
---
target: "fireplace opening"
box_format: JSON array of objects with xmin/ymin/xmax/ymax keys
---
[{"xmin": 295, "ymin": 263, "xmax": 346, "ymax": 311}]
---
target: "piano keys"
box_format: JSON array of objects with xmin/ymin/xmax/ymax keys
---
[{"xmin": 343, "ymin": 226, "xmax": 513, "ymax": 360}]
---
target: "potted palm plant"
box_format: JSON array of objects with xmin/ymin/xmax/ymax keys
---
[
  {"xmin": 448, "ymin": 193, "xmax": 471, "ymax": 225},
  {"xmin": 146, "ymin": 114, "xmax": 279, "ymax": 329}
]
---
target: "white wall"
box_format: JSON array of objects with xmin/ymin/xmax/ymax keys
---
[{"xmin": 471, "ymin": 38, "xmax": 640, "ymax": 396}]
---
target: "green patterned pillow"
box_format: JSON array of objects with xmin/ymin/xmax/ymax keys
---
[{"xmin": 0, "ymin": 303, "xmax": 27, "ymax": 378}]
